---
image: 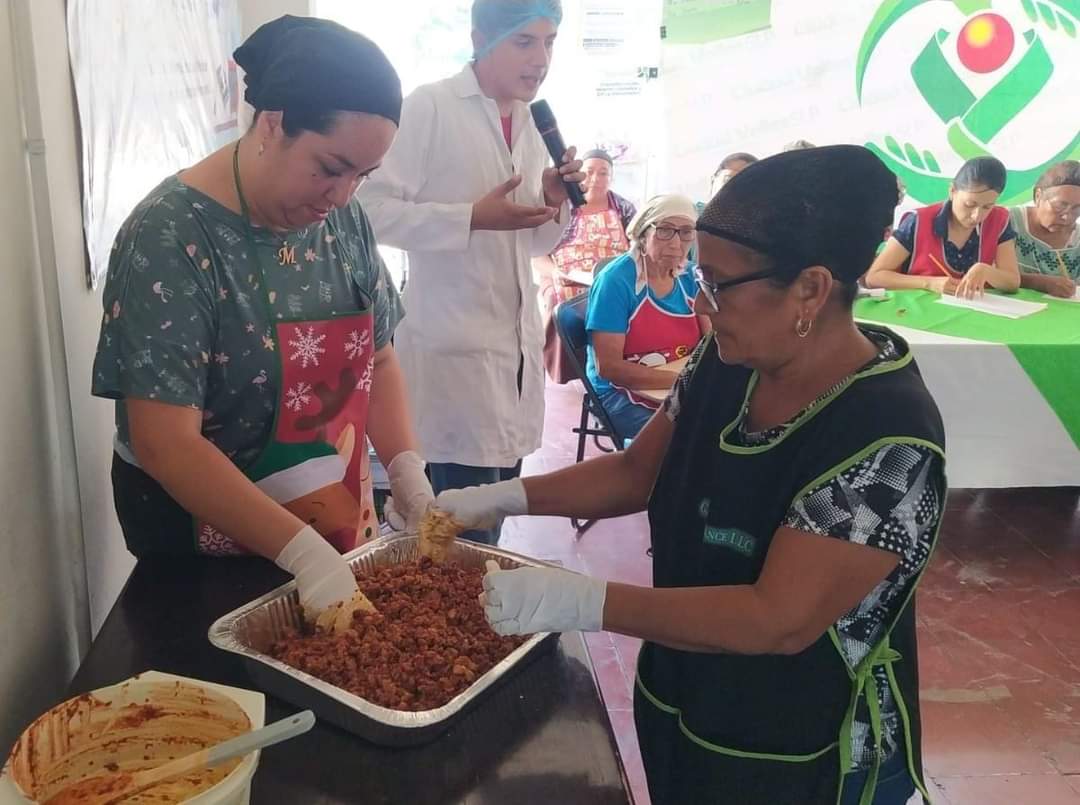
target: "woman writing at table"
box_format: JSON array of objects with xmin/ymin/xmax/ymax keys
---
[
  {"xmin": 585, "ymin": 194, "xmax": 706, "ymax": 439},
  {"xmin": 435, "ymin": 147, "xmax": 945, "ymax": 805},
  {"xmin": 90, "ymin": 18, "xmax": 435, "ymax": 622},
  {"xmin": 1010, "ymin": 160, "xmax": 1080, "ymax": 299},
  {"xmin": 866, "ymin": 156, "xmax": 1020, "ymax": 298}
]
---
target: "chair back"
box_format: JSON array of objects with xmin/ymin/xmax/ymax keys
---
[{"xmin": 554, "ymin": 291, "xmax": 625, "ymax": 445}]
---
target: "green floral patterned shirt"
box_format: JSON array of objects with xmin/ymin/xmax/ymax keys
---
[{"xmin": 92, "ymin": 176, "xmax": 404, "ymax": 471}]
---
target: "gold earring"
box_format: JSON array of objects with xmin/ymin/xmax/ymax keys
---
[{"xmin": 795, "ymin": 317, "xmax": 813, "ymax": 338}]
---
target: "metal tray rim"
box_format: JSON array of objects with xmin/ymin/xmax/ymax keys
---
[{"xmin": 207, "ymin": 535, "xmax": 560, "ymax": 731}]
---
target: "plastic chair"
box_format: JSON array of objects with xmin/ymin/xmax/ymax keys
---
[{"xmin": 553, "ymin": 289, "xmax": 626, "ymax": 535}]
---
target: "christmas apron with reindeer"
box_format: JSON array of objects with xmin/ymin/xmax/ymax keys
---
[{"xmin": 195, "ymin": 309, "xmax": 378, "ymax": 555}]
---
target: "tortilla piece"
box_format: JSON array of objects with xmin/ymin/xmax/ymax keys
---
[
  {"xmin": 313, "ymin": 589, "xmax": 378, "ymax": 635},
  {"xmin": 418, "ymin": 508, "xmax": 462, "ymax": 564}
]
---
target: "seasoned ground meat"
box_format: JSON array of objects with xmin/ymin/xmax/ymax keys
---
[{"xmin": 268, "ymin": 558, "xmax": 525, "ymax": 711}]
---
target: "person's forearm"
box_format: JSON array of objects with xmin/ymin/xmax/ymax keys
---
[
  {"xmin": 986, "ymin": 263, "xmax": 1020, "ymax": 291},
  {"xmin": 523, "ymin": 452, "xmax": 652, "ymax": 520},
  {"xmin": 1020, "ymin": 272, "xmax": 1054, "ymax": 292},
  {"xmin": 603, "ymin": 582, "xmax": 794, "ymax": 655},
  {"xmin": 136, "ymin": 433, "xmax": 303, "ymax": 560},
  {"xmin": 865, "ymin": 269, "xmax": 931, "ymax": 290},
  {"xmin": 601, "ymin": 359, "xmax": 677, "ymax": 391},
  {"xmin": 367, "ymin": 345, "xmax": 420, "ymax": 465}
]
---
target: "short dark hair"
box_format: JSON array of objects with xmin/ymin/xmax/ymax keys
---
[
  {"xmin": 1033, "ymin": 160, "xmax": 1080, "ymax": 201},
  {"xmin": 953, "ymin": 156, "xmax": 1007, "ymax": 193}
]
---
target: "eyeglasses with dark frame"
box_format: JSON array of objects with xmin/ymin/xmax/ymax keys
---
[
  {"xmin": 693, "ymin": 266, "xmax": 779, "ymax": 310},
  {"xmin": 652, "ymin": 224, "xmax": 697, "ymax": 242}
]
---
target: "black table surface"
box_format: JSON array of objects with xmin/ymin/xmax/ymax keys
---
[{"xmin": 67, "ymin": 555, "xmax": 634, "ymax": 804}]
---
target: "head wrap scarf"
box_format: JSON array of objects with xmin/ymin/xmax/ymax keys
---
[
  {"xmin": 234, "ymin": 15, "xmax": 402, "ymax": 126},
  {"xmin": 697, "ymin": 145, "xmax": 897, "ymax": 285},
  {"xmin": 472, "ymin": 0, "xmax": 563, "ymax": 59},
  {"xmin": 625, "ymin": 194, "xmax": 698, "ymax": 293}
]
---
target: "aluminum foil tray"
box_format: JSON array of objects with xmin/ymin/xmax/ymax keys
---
[{"xmin": 208, "ymin": 535, "xmax": 559, "ymax": 746}]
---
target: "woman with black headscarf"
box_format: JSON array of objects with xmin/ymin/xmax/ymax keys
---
[
  {"xmin": 436, "ymin": 146, "xmax": 946, "ymax": 804},
  {"xmin": 91, "ymin": 16, "xmax": 434, "ymax": 624}
]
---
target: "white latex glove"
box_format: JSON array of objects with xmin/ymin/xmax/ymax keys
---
[
  {"xmin": 481, "ymin": 561, "xmax": 607, "ymax": 636},
  {"xmin": 384, "ymin": 450, "xmax": 435, "ymax": 534},
  {"xmin": 434, "ymin": 478, "xmax": 528, "ymax": 531},
  {"xmin": 275, "ymin": 525, "xmax": 359, "ymax": 617}
]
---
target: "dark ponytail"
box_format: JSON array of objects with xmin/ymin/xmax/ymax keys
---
[{"xmin": 953, "ymin": 156, "xmax": 1007, "ymax": 193}]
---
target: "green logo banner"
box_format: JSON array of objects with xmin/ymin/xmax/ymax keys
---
[{"xmin": 857, "ymin": 0, "xmax": 1080, "ymax": 205}]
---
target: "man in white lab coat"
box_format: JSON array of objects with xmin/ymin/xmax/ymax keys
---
[{"xmin": 358, "ymin": 0, "xmax": 583, "ymax": 544}]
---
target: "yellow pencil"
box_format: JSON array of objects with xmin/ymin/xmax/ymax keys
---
[{"xmin": 1056, "ymin": 252, "xmax": 1071, "ymax": 281}]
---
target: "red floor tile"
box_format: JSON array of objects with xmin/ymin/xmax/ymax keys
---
[
  {"xmin": 936, "ymin": 773, "xmax": 1080, "ymax": 804},
  {"xmin": 920, "ymin": 699, "xmax": 1057, "ymax": 776}
]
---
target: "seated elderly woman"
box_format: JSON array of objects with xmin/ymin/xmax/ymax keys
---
[
  {"xmin": 866, "ymin": 156, "xmax": 1020, "ymax": 297},
  {"xmin": 538, "ymin": 148, "xmax": 637, "ymax": 383},
  {"xmin": 435, "ymin": 146, "xmax": 946, "ymax": 805},
  {"xmin": 584, "ymin": 194, "xmax": 707, "ymax": 439},
  {"xmin": 1010, "ymin": 160, "xmax": 1080, "ymax": 299}
]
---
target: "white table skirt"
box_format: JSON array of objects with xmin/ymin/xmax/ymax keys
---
[{"xmin": 870, "ymin": 323, "xmax": 1080, "ymax": 488}]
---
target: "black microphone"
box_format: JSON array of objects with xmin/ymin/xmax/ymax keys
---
[{"xmin": 530, "ymin": 100, "xmax": 586, "ymax": 208}]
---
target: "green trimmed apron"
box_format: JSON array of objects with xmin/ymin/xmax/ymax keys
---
[{"xmin": 636, "ymin": 328, "xmax": 944, "ymax": 804}]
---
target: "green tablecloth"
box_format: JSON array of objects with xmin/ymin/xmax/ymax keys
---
[{"xmin": 856, "ymin": 290, "xmax": 1080, "ymax": 449}]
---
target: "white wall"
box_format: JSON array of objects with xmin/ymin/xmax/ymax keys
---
[
  {"xmin": 239, "ymin": 0, "xmax": 312, "ymax": 38},
  {"xmin": 0, "ymin": 0, "xmax": 89, "ymax": 753},
  {"xmin": 26, "ymin": 0, "xmax": 132, "ymax": 637}
]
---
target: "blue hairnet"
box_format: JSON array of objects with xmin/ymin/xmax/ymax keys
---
[{"xmin": 472, "ymin": 0, "xmax": 562, "ymax": 59}]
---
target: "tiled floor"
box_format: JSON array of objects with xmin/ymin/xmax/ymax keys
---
[{"xmin": 500, "ymin": 379, "xmax": 1080, "ymax": 804}]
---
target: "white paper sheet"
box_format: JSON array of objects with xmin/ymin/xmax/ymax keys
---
[{"xmin": 937, "ymin": 294, "xmax": 1048, "ymax": 319}]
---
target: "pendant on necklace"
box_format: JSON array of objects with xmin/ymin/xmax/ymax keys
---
[{"xmin": 277, "ymin": 242, "xmax": 297, "ymax": 266}]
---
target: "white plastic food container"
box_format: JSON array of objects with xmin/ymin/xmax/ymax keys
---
[{"xmin": 0, "ymin": 671, "xmax": 265, "ymax": 804}]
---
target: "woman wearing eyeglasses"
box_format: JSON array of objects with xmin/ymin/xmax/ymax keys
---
[
  {"xmin": 1011, "ymin": 161, "xmax": 1080, "ymax": 299},
  {"xmin": 583, "ymin": 194, "xmax": 707, "ymax": 439},
  {"xmin": 434, "ymin": 147, "xmax": 945, "ymax": 805}
]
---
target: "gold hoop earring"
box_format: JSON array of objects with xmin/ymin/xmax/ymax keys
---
[{"xmin": 795, "ymin": 317, "xmax": 813, "ymax": 338}]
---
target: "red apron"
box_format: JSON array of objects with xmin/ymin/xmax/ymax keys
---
[
  {"xmin": 196, "ymin": 307, "xmax": 378, "ymax": 556},
  {"xmin": 550, "ymin": 207, "xmax": 629, "ymax": 302},
  {"xmin": 614, "ymin": 280, "xmax": 701, "ymax": 410},
  {"xmin": 908, "ymin": 202, "xmax": 1009, "ymax": 277}
]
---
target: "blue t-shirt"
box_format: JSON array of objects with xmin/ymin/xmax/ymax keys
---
[{"xmin": 585, "ymin": 252, "xmax": 699, "ymax": 396}]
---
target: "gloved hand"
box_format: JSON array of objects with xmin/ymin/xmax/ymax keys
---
[
  {"xmin": 481, "ymin": 561, "xmax": 607, "ymax": 636},
  {"xmin": 434, "ymin": 478, "xmax": 529, "ymax": 531},
  {"xmin": 275, "ymin": 525, "xmax": 359, "ymax": 619},
  {"xmin": 384, "ymin": 450, "xmax": 435, "ymax": 534}
]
